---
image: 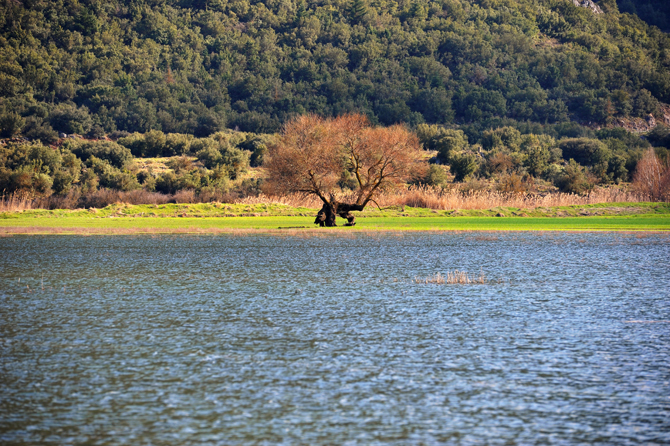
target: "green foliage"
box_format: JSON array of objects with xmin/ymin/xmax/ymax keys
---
[
  {"xmin": 194, "ymin": 138, "xmax": 249, "ymax": 178},
  {"xmin": 0, "ymin": 112, "xmax": 25, "ymax": 138},
  {"xmin": 49, "ymin": 104, "xmax": 93, "ymax": 135},
  {"xmin": 555, "ymin": 159, "xmax": 595, "ymax": 194},
  {"xmin": 416, "ymin": 125, "xmax": 469, "ymax": 162},
  {"xmin": 68, "ymin": 141, "xmax": 133, "ymax": 169},
  {"xmin": 521, "ymin": 135, "xmax": 554, "ymax": 177},
  {"xmin": 647, "ymin": 125, "xmax": 670, "ymax": 148},
  {"xmin": 481, "ymin": 127, "xmax": 522, "ymax": 152},
  {"xmin": 559, "ymin": 138, "xmax": 610, "ymax": 167},
  {"xmin": 450, "ymin": 153, "xmax": 479, "ymax": 182},
  {"xmin": 422, "ymin": 164, "xmax": 448, "ymax": 187}
]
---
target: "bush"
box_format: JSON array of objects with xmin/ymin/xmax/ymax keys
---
[
  {"xmin": 0, "ymin": 112, "xmax": 25, "ymax": 138},
  {"xmin": 554, "ymin": 159, "xmax": 594, "ymax": 194},
  {"xmin": 52, "ymin": 171, "xmax": 75, "ymax": 195},
  {"xmin": 416, "ymin": 125, "xmax": 469, "ymax": 162},
  {"xmin": 194, "ymin": 138, "xmax": 249, "ymax": 178},
  {"xmin": 69, "ymin": 141, "xmax": 133, "ymax": 169},
  {"xmin": 450, "ymin": 153, "xmax": 479, "ymax": 182},
  {"xmin": 220, "ymin": 146, "xmax": 249, "ymax": 180},
  {"xmin": 164, "ymin": 133, "xmax": 194, "ymax": 156},
  {"xmin": 481, "ymin": 127, "xmax": 522, "ymax": 152},
  {"xmin": 22, "ymin": 118, "xmax": 59, "ymax": 145},
  {"xmin": 195, "ymin": 144, "xmax": 222, "ymax": 169},
  {"xmin": 49, "ymin": 103, "xmax": 93, "ymax": 135},
  {"xmin": 647, "ymin": 125, "xmax": 670, "ymax": 149},
  {"xmin": 117, "ymin": 133, "xmax": 147, "ymax": 157},
  {"xmin": 86, "ymin": 156, "xmax": 138, "ymax": 191},
  {"xmin": 559, "ymin": 138, "xmax": 610, "ymax": 167},
  {"xmin": 422, "ymin": 164, "xmax": 448, "ymax": 186},
  {"xmin": 27, "ymin": 144, "xmax": 62, "ymax": 175},
  {"xmin": 4, "ymin": 166, "xmax": 53, "ymax": 197},
  {"xmin": 143, "ymin": 130, "xmax": 167, "ymax": 157}
]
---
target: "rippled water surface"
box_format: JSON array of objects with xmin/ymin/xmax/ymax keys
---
[{"xmin": 1, "ymin": 233, "xmax": 669, "ymax": 445}]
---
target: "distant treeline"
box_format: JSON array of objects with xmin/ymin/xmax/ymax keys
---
[
  {"xmin": 2, "ymin": 124, "xmax": 670, "ymax": 206},
  {"xmin": 0, "ymin": 130, "xmax": 272, "ymax": 203},
  {"xmin": 1, "ymin": 0, "xmax": 670, "ymax": 140}
]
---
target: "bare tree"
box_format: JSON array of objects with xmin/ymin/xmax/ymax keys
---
[
  {"xmin": 632, "ymin": 148, "xmax": 669, "ymax": 201},
  {"xmin": 264, "ymin": 114, "xmax": 427, "ymax": 226}
]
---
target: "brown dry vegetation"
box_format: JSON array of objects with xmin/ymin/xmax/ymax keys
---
[
  {"xmin": 0, "ymin": 185, "xmax": 652, "ymax": 214},
  {"xmin": 239, "ymin": 186, "xmax": 646, "ymax": 211},
  {"xmin": 632, "ymin": 148, "xmax": 670, "ymax": 201},
  {"xmin": 414, "ymin": 270, "xmax": 488, "ymax": 284}
]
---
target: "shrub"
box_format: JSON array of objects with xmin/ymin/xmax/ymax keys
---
[
  {"xmin": 52, "ymin": 171, "xmax": 75, "ymax": 195},
  {"xmin": 49, "ymin": 103, "xmax": 93, "ymax": 135},
  {"xmin": 22, "ymin": 118, "xmax": 59, "ymax": 145},
  {"xmin": 164, "ymin": 133, "xmax": 193, "ymax": 156},
  {"xmin": 195, "ymin": 144, "xmax": 222, "ymax": 169},
  {"xmin": 481, "ymin": 127, "xmax": 522, "ymax": 152},
  {"xmin": 422, "ymin": 164, "xmax": 448, "ymax": 186},
  {"xmin": 559, "ymin": 138, "xmax": 610, "ymax": 166},
  {"xmin": 0, "ymin": 112, "xmax": 25, "ymax": 138},
  {"xmin": 69, "ymin": 141, "xmax": 133, "ymax": 169},
  {"xmin": 450, "ymin": 153, "xmax": 479, "ymax": 182},
  {"xmin": 117, "ymin": 133, "xmax": 147, "ymax": 157},
  {"xmin": 28, "ymin": 144, "xmax": 62, "ymax": 175},
  {"xmin": 143, "ymin": 130, "xmax": 167, "ymax": 157},
  {"xmin": 555, "ymin": 159, "xmax": 594, "ymax": 195},
  {"xmin": 416, "ymin": 125, "xmax": 469, "ymax": 162}
]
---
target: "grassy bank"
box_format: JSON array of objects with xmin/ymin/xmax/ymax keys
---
[{"xmin": 1, "ymin": 202, "xmax": 669, "ymax": 234}]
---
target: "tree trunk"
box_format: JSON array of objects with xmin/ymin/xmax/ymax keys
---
[{"xmin": 314, "ymin": 200, "xmax": 364, "ymax": 227}]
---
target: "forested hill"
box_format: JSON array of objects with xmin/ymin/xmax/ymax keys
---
[{"xmin": 1, "ymin": 0, "xmax": 670, "ymax": 141}]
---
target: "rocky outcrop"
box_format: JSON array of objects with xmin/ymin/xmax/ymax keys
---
[
  {"xmin": 571, "ymin": 0, "xmax": 603, "ymax": 14},
  {"xmin": 606, "ymin": 104, "xmax": 670, "ymax": 133}
]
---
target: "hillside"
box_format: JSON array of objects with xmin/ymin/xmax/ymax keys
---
[{"xmin": 1, "ymin": 0, "xmax": 670, "ymax": 140}]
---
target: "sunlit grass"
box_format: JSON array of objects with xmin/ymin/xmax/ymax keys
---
[{"xmin": 1, "ymin": 201, "xmax": 670, "ymax": 234}]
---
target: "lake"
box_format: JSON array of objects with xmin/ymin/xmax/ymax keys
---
[{"xmin": 1, "ymin": 233, "xmax": 669, "ymax": 444}]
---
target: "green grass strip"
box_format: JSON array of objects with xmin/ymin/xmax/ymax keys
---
[
  {"xmin": 1, "ymin": 214, "xmax": 669, "ymax": 233},
  {"xmin": 1, "ymin": 202, "xmax": 669, "ymax": 234}
]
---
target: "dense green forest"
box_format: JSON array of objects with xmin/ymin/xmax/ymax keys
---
[
  {"xmin": 2, "ymin": 0, "xmax": 670, "ymax": 206},
  {"xmin": 1, "ymin": 0, "xmax": 670, "ymax": 139}
]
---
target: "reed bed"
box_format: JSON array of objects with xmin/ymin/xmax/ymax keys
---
[
  {"xmin": 415, "ymin": 269, "xmax": 488, "ymax": 284},
  {"xmin": 0, "ymin": 185, "xmax": 653, "ymax": 213},
  {"xmin": 381, "ymin": 186, "xmax": 643, "ymax": 210},
  {"xmin": 0, "ymin": 193, "xmax": 33, "ymax": 212},
  {"xmin": 240, "ymin": 186, "xmax": 647, "ymax": 211}
]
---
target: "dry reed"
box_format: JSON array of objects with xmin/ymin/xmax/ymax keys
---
[
  {"xmin": 0, "ymin": 193, "xmax": 34, "ymax": 212},
  {"xmin": 0, "ymin": 184, "xmax": 653, "ymax": 213},
  {"xmin": 239, "ymin": 186, "xmax": 647, "ymax": 210},
  {"xmin": 415, "ymin": 269, "xmax": 487, "ymax": 284}
]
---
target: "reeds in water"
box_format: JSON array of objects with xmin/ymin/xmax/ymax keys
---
[{"xmin": 415, "ymin": 269, "xmax": 487, "ymax": 284}]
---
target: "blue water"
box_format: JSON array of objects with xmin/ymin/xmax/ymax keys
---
[{"xmin": 1, "ymin": 233, "xmax": 669, "ymax": 444}]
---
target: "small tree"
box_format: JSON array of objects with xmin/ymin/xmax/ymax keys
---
[
  {"xmin": 264, "ymin": 114, "xmax": 427, "ymax": 226},
  {"xmin": 632, "ymin": 148, "xmax": 669, "ymax": 201}
]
